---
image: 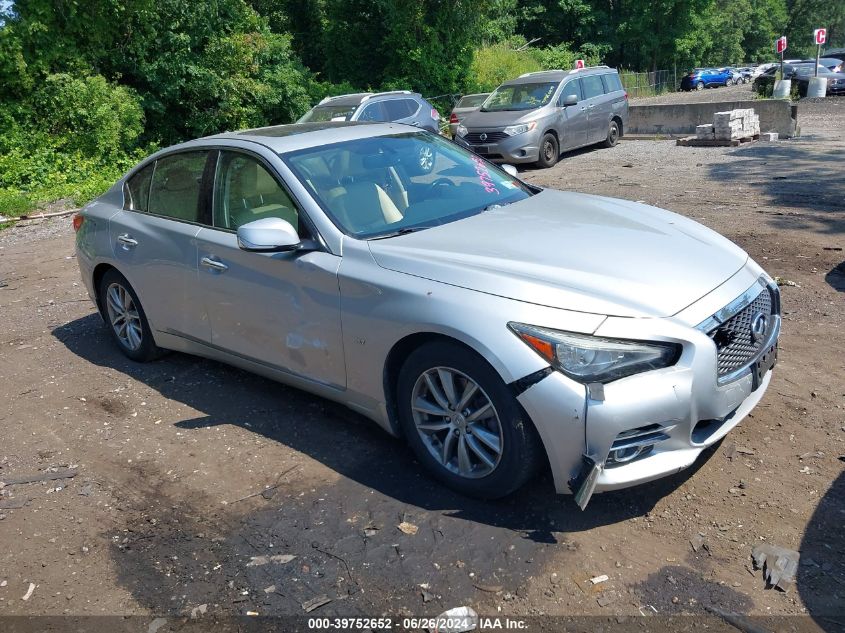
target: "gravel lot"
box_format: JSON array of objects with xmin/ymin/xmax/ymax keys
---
[{"xmin": 0, "ymin": 97, "xmax": 843, "ymax": 629}]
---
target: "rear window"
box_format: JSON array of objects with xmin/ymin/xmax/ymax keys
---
[{"xmin": 601, "ymin": 73, "xmax": 623, "ymax": 93}]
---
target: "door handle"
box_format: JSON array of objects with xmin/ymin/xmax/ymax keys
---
[
  {"xmin": 117, "ymin": 234, "xmax": 138, "ymax": 248},
  {"xmin": 588, "ymin": 104, "xmax": 596, "ymax": 109},
  {"xmin": 201, "ymin": 256, "xmax": 228, "ymax": 272}
]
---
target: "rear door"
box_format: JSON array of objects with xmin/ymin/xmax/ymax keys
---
[
  {"xmin": 601, "ymin": 73, "xmax": 629, "ymax": 130},
  {"xmin": 109, "ymin": 150, "xmax": 211, "ymax": 341},
  {"xmin": 195, "ymin": 149, "xmax": 345, "ymax": 387},
  {"xmin": 555, "ymin": 78, "xmax": 588, "ymax": 150},
  {"xmin": 579, "ymin": 73, "xmax": 609, "ymax": 143}
]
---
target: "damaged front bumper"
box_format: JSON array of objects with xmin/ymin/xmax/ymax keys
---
[{"xmin": 516, "ymin": 276, "xmax": 780, "ymax": 509}]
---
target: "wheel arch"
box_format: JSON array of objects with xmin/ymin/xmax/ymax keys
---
[
  {"xmin": 611, "ymin": 114, "xmax": 624, "ymax": 137},
  {"xmin": 92, "ymin": 262, "xmax": 119, "ymax": 320}
]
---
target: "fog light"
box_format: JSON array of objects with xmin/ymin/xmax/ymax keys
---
[{"xmin": 607, "ymin": 445, "xmax": 652, "ymax": 465}]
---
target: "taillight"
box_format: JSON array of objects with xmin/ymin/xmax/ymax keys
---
[
  {"xmin": 431, "ymin": 108, "xmax": 440, "ymax": 120},
  {"xmin": 72, "ymin": 213, "xmax": 84, "ymax": 232},
  {"xmin": 623, "ymin": 92, "xmax": 628, "ymax": 100},
  {"xmin": 449, "ymin": 112, "xmax": 459, "ymax": 123}
]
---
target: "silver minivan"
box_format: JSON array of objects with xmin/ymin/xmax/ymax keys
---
[{"xmin": 454, "ymin": 66, "xmax": 629, "ymax": 168}]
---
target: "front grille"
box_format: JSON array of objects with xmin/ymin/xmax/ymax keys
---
[
  {"xmin": 708, "ymin": 288, "xmax": 774, "ymax": 377},
  {"xmin": 464, "ymin": 131, "xmax": 508, "ymax": 144}
]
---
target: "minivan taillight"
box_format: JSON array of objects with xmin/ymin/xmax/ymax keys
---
[
  {"xmin": 449, "ymin": 112, "xmax": 459, "ymax": 123},
  {"xmin": 72, "ymin": 213, "xmax": 84, "ymax": 232}
]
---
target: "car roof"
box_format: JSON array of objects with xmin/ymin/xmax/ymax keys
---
[
  {"xmin": 501, "ymin": 66, "xmax": 615, "ymax": 85},
  {"xmin": 315, "ymin": 91, "xmax": 421, "ymax": 107},
  {"xmin": 194, "ymin": 121, "xmax": 421, "ymax": 154}
]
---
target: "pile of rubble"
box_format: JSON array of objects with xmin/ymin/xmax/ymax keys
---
[{"xmin": 696, "ymin": 109, "xmax": 760, "ymax": 141}]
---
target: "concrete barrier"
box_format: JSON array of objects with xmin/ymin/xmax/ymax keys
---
[{"xmin": 628, "ymin": 99, "xmax": 798, "ymax": 138}]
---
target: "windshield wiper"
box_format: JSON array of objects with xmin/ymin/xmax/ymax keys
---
[{"xmin": 368, "ymin": 226, "xmax": 429, "ymax": 240}]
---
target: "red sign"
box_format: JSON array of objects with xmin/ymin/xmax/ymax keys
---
[
  {"xmin": 574, "ymin": 59, "xmax": 585, "ymax": 69},
  {"xmin": 814, "ymin": 28, "xmax": 827, "ymax": 45},
  {"xmin": 776, "ymin": 36, "xmax": 787, "ymax": 53}
]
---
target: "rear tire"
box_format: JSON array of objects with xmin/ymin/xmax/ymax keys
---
[
  {"xmin": 397, "ymin": 341, "xmax": 541, "ymax": 499},
  {"xmin": 696, "ymin": 81, "xmax": 705, "ymax": 91},
  {"xmin": 536, "ymin": 133, "xmax": 559, "ymax": 169},
  {"xmin": 603, "ymin": 119, "xmax": 620, "ymax": 148},
  {"xmin": 99, "ymin": 269, "xmax": 163, "ymax": 362}
]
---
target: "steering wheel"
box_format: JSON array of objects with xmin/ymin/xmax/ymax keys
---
[{"xmin": 424, "ymin": 178, "xmax": 455, "ymax": 198}]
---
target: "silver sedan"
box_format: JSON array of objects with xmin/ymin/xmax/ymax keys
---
[{"xmin": 74, "ymin": 122, "xmax": 780, "ymax": 507}]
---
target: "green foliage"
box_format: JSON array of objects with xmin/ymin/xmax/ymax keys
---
[{"xmin": 467, "ymin": 43, "xmax": 541, "ymax": 93}]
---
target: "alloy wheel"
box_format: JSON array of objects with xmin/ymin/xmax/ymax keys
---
[
  {"xmin": 543, "ymin": 141, "xmax": 554, "ymax": 161},
  {"xmin": 410, "ymin": 367, "xmax": 504, "ymax": 479},
  {"xmin": 105, "ymin": 282, "xmax": 143, "ymax": 351}
]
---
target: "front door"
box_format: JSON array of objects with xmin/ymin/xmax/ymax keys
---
[
  {"xmin": 195, "ymin": 150, "xmax": 345, "ymax": 388},
  {"xmin": 556, "ymin": 78, "xmax": 588, "ymax": 151}
]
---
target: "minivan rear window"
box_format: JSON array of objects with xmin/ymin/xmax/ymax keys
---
[{"xmin": 602, "ymin": 73, "xmax": 624, "ymax": 93}]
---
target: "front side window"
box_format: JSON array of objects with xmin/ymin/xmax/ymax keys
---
[
  {"xmin": 481, "ymin": 82, "xmax": 559, "ymax": 112},
  {"xmin": 581, "ymin": 75, "xmax": 605, "ymax": 99},
  {"xmin": 284, "ymin": 132, "xmax": 533, "ymax": 239},
  {"xmin": 147, "ymin": 151, "xmax": 207, "ymax": 222},
  {"xmin": 124, "ymin": 163, "xmax": 154, "ymax": 211},
  {"xmin": 212, "ymin": 152, "xmax": 300, "ymax": 233},
  {"xmin": 558, "ymin": 79, "xmax": 582, "ymax": 104}
]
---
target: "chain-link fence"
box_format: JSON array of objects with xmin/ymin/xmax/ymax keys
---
[{"xmin": 619, "ymin": 69, "xmax": 676, "ymax": 98}]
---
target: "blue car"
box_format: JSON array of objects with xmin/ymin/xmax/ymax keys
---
[{"xmin": 680, "ymin": 68, "xmax": 733, "ymax": 91}]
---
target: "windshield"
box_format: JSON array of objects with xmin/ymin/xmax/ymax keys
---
[
  {"xmin": 298, "ymin": 105, "xmax": 357, "ymax": 123},
  {"xmin": 283, "ymin": 132, "xmax": 533, "ymax": 239},
  {"xmin": 481, "ymin": 82, "xmax": 559, "ymax": 112},
  {"xmin": 456, "ymin": 94, "xmax": 488, "ymax": 108}
]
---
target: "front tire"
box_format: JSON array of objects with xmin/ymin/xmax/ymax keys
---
[
  {"xmin": 397, "ymin": 341, "xmax": 541, "ymax": 499},
  {"xmin": 99, "ymin": 269, "xmax": 162, "ymax": 362},
  {"xmin": 603, "ymin": 119, "xmax": 620, "ymax": 148},
  {"xmin": 536, "ymin": 133, "xmax": 559, "ymax": 169},
  {"xmin": 696, "ymin": 81, "xmax": 705, "ymax": 91}
]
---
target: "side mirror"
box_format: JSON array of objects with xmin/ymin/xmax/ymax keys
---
[
  {"xmin": 501, "ymin": 164, "xmax": 519, "ymax": 177},
  {"xmin": 237, "ymin": 217, "xmax": 301, "ymax": 253},
  {"xmin": 562, "ymin": 94, "xmax": 578, "ymax": 107}
]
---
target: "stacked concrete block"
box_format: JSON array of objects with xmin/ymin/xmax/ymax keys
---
[
  {"xmin": 696, "ymin": 124, "xmax": 715, "ymax": 140},
  {"xmin": 712, "ymin": 109, "xmax": 759, "ymax": 140}
]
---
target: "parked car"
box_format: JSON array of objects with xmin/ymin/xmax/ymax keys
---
[
  {"xmin": 298, "ymin": 91, "xmax": 440, "ymax": 133},
  {"xmin": 74, "ymin": 122, "xmax": 780, "ymax": 507},
  {"xmin": 752, "ymin": 63, "xmax": 778, "ymax": 78},
  {"xmin": 734, "ymin": 67, "xmax": 755, "ymax": 82},
  {"xmin": 452, "ymin": 66, "xmax": 629, "ymax": 168},
  {"xmin": 721, "ymin": 68, "xmax": 744, "ymax": 84},
  {"xmin": 680, "ymin": 68, "xmax": 733, "ymax": 90},
  {"xmin": 299, "ymin": 91, "xmax": 441, "ymax": 173},
  {"xmin": 795, "ymin": 57, "xmax": 843, "ymax": 73},
  {"xmin": 754, "ymin": 64, "xmax": 845, "ymax": 96},
  {"xmin": 448, "ymin": 93, "xmax": 489, "ymax": 137}
]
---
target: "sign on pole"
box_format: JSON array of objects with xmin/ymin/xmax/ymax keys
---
[
  {"xmin": 776, "ymin": 36, "xmax": 787, "ymax": 53},
  {"xmin": 813, "ymin": 28, "xmax": 826, "ymax": 77}
]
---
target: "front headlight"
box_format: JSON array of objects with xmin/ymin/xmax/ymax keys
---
[
  {"xmin": 456, "ymin": 124, "xmax": 468, "ymax": 137},
  {"xmin": 503, "ymin": 121, "xmax": 537, "ymax": 136},
  {"xmin": 509, "ymin": 323, "xmax": 681, "ymax": 384}
]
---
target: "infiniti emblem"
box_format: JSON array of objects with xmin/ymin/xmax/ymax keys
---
[
  {"xmin": 480, "ymin": 133, "xmax": 488, "ymax": 141},
  {"xmin": 750, "ymin": 311, "xmax": 768, "ymax": 342}
]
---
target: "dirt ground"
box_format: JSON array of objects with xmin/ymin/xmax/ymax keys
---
[{"xmin": 0, "ymin": 96, "xmax": 843, "ymax": 631}]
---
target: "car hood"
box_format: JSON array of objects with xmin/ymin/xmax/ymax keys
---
[
  {"xmin": 368, "ymin": 190, "xmax": 748, "ymax": 318},
  {"xmin": 461, "ymin": 108, "xmax": 542, "ymax": 129}
]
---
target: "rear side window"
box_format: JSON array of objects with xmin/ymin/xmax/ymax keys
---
[
  {"xmin": 558, "ymin": 79, "xmax": 583, "ymax": 104},
  {"xmin": 581, "ymin": 75, "xmax": 605, "ymax": 99},
  {"xmin": 384, "ymin": 99, "xmax": 418, "ymax": 119},
  {"xmin": 124, "ymin": 164, "xmax": 154, "ymax": 211},
  {"xmin": 602, "ymin": 73, "xmax": 624, "ymax": 93},
  {"xmin": 148, "ymin": 151, "xmax": 208, "ymax": 223}
]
